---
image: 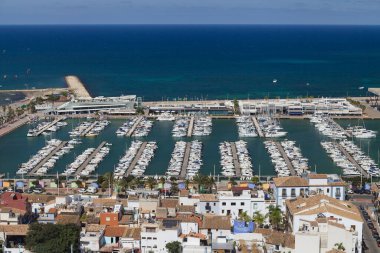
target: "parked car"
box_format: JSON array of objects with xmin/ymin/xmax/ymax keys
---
[
  {"xmin": 86, "ymin": 186, "xmax": 97, "ymax": 194},
  {"xmin": 78, "ymin": 188, "xmax": 87, "ymax": 194},
  {"xmin": 33, "ymin": 188, "xmax": 43, "ymax": 194}
]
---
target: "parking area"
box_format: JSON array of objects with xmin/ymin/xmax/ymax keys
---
[{"xmin": 350, "ymin": 194, "xmax": 380, "ymax": 252}]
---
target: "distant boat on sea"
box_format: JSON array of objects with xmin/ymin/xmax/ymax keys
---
[
  {"xmin": 273, "ymin": 79, "xmax": 278, "ymax": 84},
  {"xmin": 358, "ymin": 86, "xmax": 365, "ymax": 90},
  {"xmin": 3, "ymin": 75, "xmax": 7, "ymax": 79}
]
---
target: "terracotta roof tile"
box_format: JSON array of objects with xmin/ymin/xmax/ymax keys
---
[
  {"xmin": 201, "ymin": 215, "xmax": 231, "ymax": 230},
  {"xmin": 122, "ymin": 228, "xmax": 141, "ymax": 240},
  {"xmin": 56, "ymin": 213, "xmax": 81, "ymax": 225},
  {"xmin": 273, "ymin": 177, "xmax": 308, "ymax": 187},
  {"xmin": 286, "ymin": 195, "xmax": 362, "ymax": 222},
  {"xmin": 104, "ymin": 226, "xmax": 126, "ymax": 237},
  {"xmin": 199, "ymin": 194, "xmax": 217, "ymax": 202},
  {"xmin": 0, "ymin": 225, "xmax": 29, "ymax": 235},
  {"xmin": 308, "ymin": 174, "xmax": 328, "ymax": 179},
  {"xmin": 160, "ymin": 199, "xmax": 178, "ymax": 208}
]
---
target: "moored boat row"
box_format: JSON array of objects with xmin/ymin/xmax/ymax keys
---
[
  {"xmin": 166, "ymin": 141, "xmax": 186, "ymax": 177},
  {"xmin": 130, "ymin": 142, "xmax": 157, "ymax": 177},
  {"xmin": 257, "ymin": 116, "xmax": 287, "ymax": 137},
  {"xmin": 264, "ymin": 140, "xmax": 291, "ymax": 177},
  {"xmin": 114, "ymin": 141, "xmax": 143, "ymax": 179},
  {"xmin": 236, "ymin": 116, "xmax": 257, "ymax": 137},
  {"xmin": 219, "ymin": 142, "xmax": 235, "ymax": 177},
  {"xmin": 280, "ymin": 140, "xmax": 309, "ymax": 175},
  {"xmin": 235, "ymin": 140, "xmax": 253, "ymax": 178},
  {"xmin": 185, "ymin": 140, "xmax": 203, "ymax": 179},
  {"xmin": 172, "ymin": 117, "xmax": 190, "ymax": 137},
  {"xmin": 192, "ymin": 116, "xmax": 212, "ymax": 136},
  {"xmin": 132, "ymin": 118, "xmax": 153, "ymax": 137}
]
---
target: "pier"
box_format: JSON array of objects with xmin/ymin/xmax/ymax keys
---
[
  {"xmin": 335, "ymin": 143, "xmax": 369, "ymax": 178},
  {"xmin": 187, "ymin": 116, "xmax": 194, "ymax": 137},
  {"xmin": 28, "ymin": 141, "xmax": 68, "ymax": 176},
  {"xmin": 126, "ymin": 117, "xmax": 143, "ymax": 137},
  {"xmin": 32, "ymin": 118, "xmax": 65, "ymax": 136},
  {"xmin": 274, "ymin": 142, "xmax": 296, "ymax": 176},
  {"xmin": 65, "ymin": 75, "xmax": 91, "ymax": 98},
  {"xmin": 230, "ymin": 142, "xmax": 241, "ymax": 177},
  {"xmin": 81, "ymin": 121, "xmax": 98, "ymax": 137},
  {"xmin": 125, "ymin": 142, "xmax": 148, "ymax": 176},
  {"xmin": 252, "ymin": 116, "xmax": 264, "ymax": 137},
  {"xmin": 180, "ymin": 142, "xmax": 192, "ymax": 178},
  {"xmin": 74, "ymin": 141, "xmax": 107, "ymax": 176},
  {"xmin": 327, "ymin": 118, "xmax": 352, "ymax": 138}
]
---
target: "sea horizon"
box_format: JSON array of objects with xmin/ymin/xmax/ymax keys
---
[{"xmin": 1, "ymin": 25, "xmax": 380, "ymax": 101}]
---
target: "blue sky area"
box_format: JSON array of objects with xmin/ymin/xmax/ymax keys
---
[{"xmin": 0, "ymin": 0, "xmax": 380, "ymax": 25}]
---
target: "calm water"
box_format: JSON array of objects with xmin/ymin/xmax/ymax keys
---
[
  {"xmin": 1, "ymin": 25, "xmax": 380, "ymax": 100},
  {"xmin": 1, "ymin": 118, "xmax": 378, "ymax": 178}
]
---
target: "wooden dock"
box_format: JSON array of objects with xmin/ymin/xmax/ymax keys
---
[
  {"xmin": 74, "ymin": 141, "xmax": 107, "ymax": 176},
  {"xmin": 187, "ymin": 117, "xmax": 194, "ymax": 137},
  {"xmin": 125, "ymin": 142, "xmax": 148, "ymax": 176},
  {"xmin": 33, "ymin": 118, "xmax": 64, "ymax": 136},
  {"xmin": 126, "ymin": 117, "xmax": 143, "ymax": 137},
  {"xmin": 274, "ymin": 142, "xmax": 296, "ymax": 176},
  {"xmin": 80, "ymin": 121, "xmax": 97, "ymax": 137},
  {"xmin": 230, "ymin": 142, "xmax": 241, "ymax": 177},
  {"xmin": 327, "ymin": 118, "xmax": 352, "ymax": 138},
  {"xmin": 28, "ymin": 141, "xmax": 68, "ymax": 176},
  {"xmin": 180, "ymin": 142, "xmax": 192, "ymax": 178},
  {"xmin": 335, "ymin": 143, "xmax": 369, "ymax": 178},
  {"xmin": 252, "ymin": 116, "xmax": 264, "ymax": 137}
]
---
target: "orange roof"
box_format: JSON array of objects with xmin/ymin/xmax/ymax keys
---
[
  {"xmin": 199, "ymin": 194, "xmax": 217, "ymax": 202},
  {"xmin": 308, "ymin": 174, "xmax": 328, "ymax": 179},
  {"xmin": 104, "ymin": 226, "xmax": 126, "ymax": 237},
  {"xmin": 286, "ymin": 195, "xmax": 362, "ymax": 222},
  {"xmin": 273, "ymin": 177, "xmax": 308, "ymax": 187}
]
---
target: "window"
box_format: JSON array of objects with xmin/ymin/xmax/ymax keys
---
[
  {"xmin": 147, "ymin": 237, "xmax": 152, "ymax": 240},
  {"xmin": 213, "ymin": 203, "xmax": 216, "ymax": 206},
  {"xmin": 231, "ymin": 202, "xmax": 236, "ymax": 206},
  {"xmin": 327, "ymin": 188, "xmax": 330, "ymax": 193},
  {"xmin": 241, "ymin": 202, "xmax": 245, "ymax": 206},
  {"xmin": 282, "ymin": 189, "xmax": 287, "ymax": 197},
  {"xmin": 227, "ymin": 210, "xmax": 231, "ymax": 215},
  {"xmin": 222, "ymin": 202, "xmax": 226, "ymax": 206},
  {"xmin": 291, "ymin": 188, "xmax": 296, "ymax": 197},
  {"xmin": 222, "ymin": 210, "xmax": 225, "ymax": 214}
]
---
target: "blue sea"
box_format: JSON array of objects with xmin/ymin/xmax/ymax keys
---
[{"xmin": 1, "ymin": 25, "xmax": 380, "ymax": 100}]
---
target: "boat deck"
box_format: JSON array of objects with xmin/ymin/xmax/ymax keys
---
[
  {"xmin": 28, "ymin": 141, "xmax": 68, "ymax": 176},
  {"xmin": 126, "ymin": 117, "xmax": 143, "ymax": 137},
  {"xmin": 187, "ymin": 116, "xmax": 194, "ymax": 137},
  {"xmin": 180, "ymin": 142, "xmax": 192, "ymax": 178},
  {"xmin": 274, "ymin": 142, "xmax": 296, "ymax": 176},
  {"xmin": 125, "ymin": 142, "xmax": 148, "ymax": 176},
  {"xmin": 74, "ymin": 141, "xmax": 107, "ymax": 176},
  {"xmin": 335, "ymin": 143, "xmax": 369, "ymax": 178},
  {"xmin": 327, "ymin": 118, "xmax": 352, "ymax": 138},
  {"xmin": 230, "ymin": 142, "xmax": 241, "ymax": 177},
  {"xmin": 252, "ymin": 116, "xmax": 265, "ymax": 137}
]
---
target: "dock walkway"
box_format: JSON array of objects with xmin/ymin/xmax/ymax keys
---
[
  {"xmin": 230, "ymin": 142, "xmax": 241, "ymax": 177},
  {"xmin": 126, "ymin": 117, "xmax": 143, "ymax": 137},
  {"xmin": 33, "ymin": 118, "xmax": 64, "ymax": 136},
  {"xmin": 187, "ymin": 117, "xmax": 194, "ymax": 137},
  {"xmin": 274, "ymin": 142, "xmax": 296, "ymax": 176},
  {"xmin": 327, "ymin": 118, "xmax": 352, "ymax": 138},
  {"xmin": 28, "ymin": 141, "xmax": 68, "ymax": 176},
  {"xmin": 180, "ymin": 142, "xmax": 192, "ymax": 178},
  {"xmin": 252, "ymin": 116, "xmax": 264, "ymax": 137},
  {"xmin": 126, "ymin": 142, "xmax": 148, "ymax": 176},
  {"xmin": 336, "ymin": 143, "xmax": 369, "ymax": 178},
  {"xmin": 74, "ymin": 141, "xmax": 107, "ymax": 176},
  {"xmin": 81, "ymin": 121, "xmax": 97, "ymax": 137}
]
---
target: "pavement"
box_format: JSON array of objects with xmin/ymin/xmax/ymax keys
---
[{"xmin": 350, "ymin": 194, "xmax": 380, "ymax": 253}]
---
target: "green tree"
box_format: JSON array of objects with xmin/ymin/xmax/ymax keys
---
[
  {"xmin": 239, "ymin": 211, "xmax": 252, "ymax": 222},
  {"xmin": 233, "ymin": 98, "xmax": 240, "ymax": 114},
  {"xmin": 334, "ymin": 242, "xmax": 345, "ymax": 251},
  {"xmin": 25, "ymin": 223, "xmax": 80, "ymax": 253},
  {"xmin": 165, "ymin": 241, "xmax": 181, "ymax": 253},
  {"xmin": 252, "ymin": 211, "xmax": 265, "ymax": 227},
  {"xmin": 146, "ymin": 177, "xmax": 157, "ymax": 190},
  {"xmin": 266, "ymin": 205, "xmax": 283, "ymax": 230}
]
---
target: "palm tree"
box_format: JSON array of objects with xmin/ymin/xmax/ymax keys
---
[
  {"xmin": 146, "ymin": 177, "xmax": 157, "ymax": 190},
  {"xmin": 266, "ymin": 205, "xmax": 283, "ymax": 230},
  {"xmin": 252, "ymin": 211, "xmax": 265, "ymax": 227},
  {"xmin": 192, "ymin": 174, "xmax": 204, "ymax": 193},
  {"xmin": 239, "ymin": 211, "xmax": 252, "ymax": 222},
  {"xmin": 334, "ymin": 242, "xmax": 345, "ymax": 251}
]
